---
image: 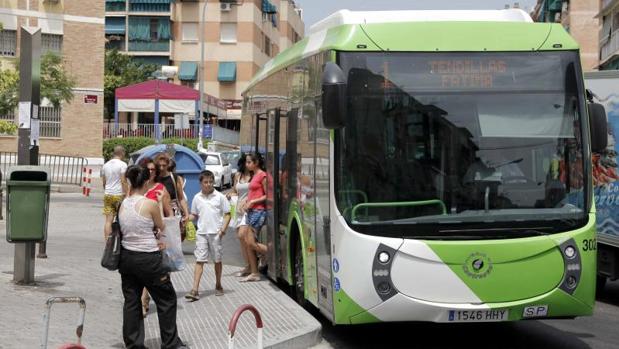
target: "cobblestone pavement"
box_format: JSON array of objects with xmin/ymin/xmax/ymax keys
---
[{"xmin": 0, "ymin": 193, "xmax": 320, "ymax": 349}]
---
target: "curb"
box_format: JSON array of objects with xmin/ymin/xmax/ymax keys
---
[{"xmin": 265, "ymin": 323, "xmax": 322, "ymax": 349}]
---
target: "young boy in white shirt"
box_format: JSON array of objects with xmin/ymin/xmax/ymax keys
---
[{"xmin": 185, "ymin": 170, "xmax": 231, "ymax": 300}]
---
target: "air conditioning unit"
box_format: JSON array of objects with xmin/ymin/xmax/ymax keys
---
[{"xmin": 220, "ymin": 3, "xmax": 232, "ymax": 12}]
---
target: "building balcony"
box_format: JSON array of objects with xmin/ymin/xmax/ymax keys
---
[
  {"xmin": 128, "ymin": 40, "xmax": 170, "ymax": 52},
  {"xmin": 105, "ymin": 0, "xmax": 126, "ymax": 12},
  {"xmin": 601, "ymin": 30, "xmax": 619, "ymax": 64}
]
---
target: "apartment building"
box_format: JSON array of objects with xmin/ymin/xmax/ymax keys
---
[
  {"xmin": 598, "ymin": 0, "xmax": 619, "ymax": 70},
  {"xmin": 532, "ymin": 0, "xmax": 600, "ymax": 71},
  {"xmin": 105, "ymin": 0, "xmax": 304, "ymax": 127},
  {"xmin": 0, "ymin": 0, "xmax": 104, "ymax": 159}
]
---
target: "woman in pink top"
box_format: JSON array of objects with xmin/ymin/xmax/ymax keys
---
[
  {"xmin": 140, "ymin": 157, "xmax": 172, "ymax": 217},
  {"xmin": 240, "ymin": 153, "xmax": 268, "ymax": 282}
]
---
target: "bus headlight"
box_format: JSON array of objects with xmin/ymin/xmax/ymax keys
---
[
  {"xmin": 566, "ymin": 276, "xmax": 578, "ymax": 289},
  {"xmin": 559, "ymin": 239, "xmax": 581, "ymax": 295},
  {"xmin": 378, "ymin": 251, "xmax": 390, "ymax": 264},
  {"xmin": 372, "ymin": 244, "xmax": 397, "ymax": 301}
]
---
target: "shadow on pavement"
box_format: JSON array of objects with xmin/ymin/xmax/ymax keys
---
[
  {"xmin": 596, "ymin": 279, "xmax": 619, "ymax": 307},
  {"xmin": 315, "ymin": 309, "xmax": 592, "ymax": 349}
]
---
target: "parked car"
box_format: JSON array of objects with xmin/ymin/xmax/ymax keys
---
[
  {"xmin": 221, "ymin": 151, "xmax": 242, "ymax": 177},
  {"xmin": 197, "ymin": 151, "xmax": 232, "ymax": 190}
]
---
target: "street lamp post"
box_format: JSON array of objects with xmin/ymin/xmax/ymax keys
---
[{"xmin": 198, "ymin": 0, "xmax": 208, "ymax": 151}]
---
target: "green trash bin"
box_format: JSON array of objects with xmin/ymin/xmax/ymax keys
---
[{"xmin": 6, "ymin": 166, "xmax": 51, "ymax": 242}]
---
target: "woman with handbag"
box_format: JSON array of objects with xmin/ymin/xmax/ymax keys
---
[
  {"xmin": 155, "ymin": 153, "xmax": 189, "ymax": 240},
  {"xmin": 119, "ymin": 165, "xmax": 187, "ymax": 349}
]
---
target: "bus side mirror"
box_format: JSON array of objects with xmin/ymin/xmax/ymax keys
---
[
  {"xmin": 321, "ymin": 62, "xmax": 347, "ymax": 129},
  {"xmin": 588, "ymin": 102, "xmax": 608, "ymax": 153}
]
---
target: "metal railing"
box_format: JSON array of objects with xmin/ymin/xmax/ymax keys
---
[
  {"xmin": 104, "ymin": 123, "xmax": 199, "ymax": 139},
  {"xmin": 103, "ymin": 123, "xmax": 240, "ymax": 145},
  {"xmin": 128, "ymin": 40, "xmax": 170, "ymax": 52},
  {"xmin": 0, "ymin": 152, "xmax": 88, "ymax": 185},
  {"xmin": 601, "ymin": 30, "xmax": 619, "ymax": 63}
]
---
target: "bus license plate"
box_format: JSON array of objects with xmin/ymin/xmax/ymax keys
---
[{"xmin": 447, "ymin": 309, "xmax": 508, "ymax": 322}]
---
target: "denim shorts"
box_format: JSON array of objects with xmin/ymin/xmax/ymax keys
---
[{"xmin": 246, "ymin": 209, "xmax": 266, "ymax": 232}]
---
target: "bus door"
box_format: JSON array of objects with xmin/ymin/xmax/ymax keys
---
[{"xmin": 265, "ymin": 108, "xmax": 287, "ymax": 280}]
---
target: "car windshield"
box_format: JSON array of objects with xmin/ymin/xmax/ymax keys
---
[
  {"xmin": 205, "ymin": 155, "xmax": 220, "ymax": 165},
  {"xmin": 335, "ymin": 51, "xmax": 587, "ymax": 237}
]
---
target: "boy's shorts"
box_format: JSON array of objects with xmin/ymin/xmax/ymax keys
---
[
  {"xmin": 194, "ymin": 234, "xmax": 223, "ymax": 263},
  {"xmin": 246, "ymin": 209, "xmax": 266, "ymax": 233},
  {"xmin": 103, "ymin": 194, "xmax": 124, "ymax": 215}
]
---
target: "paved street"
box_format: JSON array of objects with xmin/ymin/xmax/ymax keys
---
[{"xmin": 0, "ymin": 193, "xmax": 320, "ymax": 349}]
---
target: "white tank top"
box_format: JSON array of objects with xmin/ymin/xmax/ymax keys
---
[
  {"xmin": 120, "ymin": 195, "xmax": 159, "ymax": 252},
  {"xmin": 235, "ymin": 174, "xmax": 250, "ymax": 201}
]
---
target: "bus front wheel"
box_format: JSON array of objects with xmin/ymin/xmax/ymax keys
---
[{"xmin": 293, "ymin": 236, "xmax": 306, "ymax": 306}]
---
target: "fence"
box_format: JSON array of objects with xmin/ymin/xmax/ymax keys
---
[
  {"xmin": 103, "ymin": 123, "xmax": 198, "ymax": 139},
  {"xmin": 103, "ymin": 123, "xmax": 240, "ymax": 145},
  {"xmin": 0, "ymin": 152, "xmax": 88, "ymax": 185}
]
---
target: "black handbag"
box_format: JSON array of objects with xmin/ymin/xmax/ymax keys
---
[{"xmin": 101, "ymin": 202, "xmax": 122, "ymax": 271}]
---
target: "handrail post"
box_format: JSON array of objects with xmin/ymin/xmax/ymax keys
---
[{"xmin": 228, "ymin": 304, "xmax": 264, "ymax": 349}]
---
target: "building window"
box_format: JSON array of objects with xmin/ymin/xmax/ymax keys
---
[
  {"xmin": 0, "ymin": 109, "xmax": 15, "ymax": 127},
  {"xmin": 264, "ymin": 35, "xmax": 271, "ymax": 56},
  {"xmin": 0, "ymin": 30, "xmax": 17, "ymax": 57},
  {"xmin": 42, "ymin": 34, "xmax": 63, "ymax": 54},
  {"xmin": 105, "ymin": 35, "xmax": 126, "ymax": 51},
  {"xmin": 181, "ymin": 80, "xmax": 196, "ymax": 89},
  {"xmin": 220, "ymin": 23, "xmax": 237, "ymax": 43},
  {"xmin": 182, "ymin": 23, "xmax": 198, "ymax": 42},
  {"xmin": 150, "ymin": 18, "xmax": 159, "ymax": 41},
  {"xmin": 40, "ymin": 106, "xmax": 62, "ymax": 138}
]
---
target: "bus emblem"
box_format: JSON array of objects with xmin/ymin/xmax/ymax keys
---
[{"xmin": 463, "ymin": 253, "xmax": 493, "ymax": 279}]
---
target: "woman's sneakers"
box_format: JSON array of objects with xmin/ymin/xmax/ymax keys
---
[{"xmin": 184, "ymin": 289, "xmax": 199, "ymax": 302}]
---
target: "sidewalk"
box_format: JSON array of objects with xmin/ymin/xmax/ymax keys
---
[{"xmin": 0, "ymin": 193, "xmax": 320, "ymax": 348}]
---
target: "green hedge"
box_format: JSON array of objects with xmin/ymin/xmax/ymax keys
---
[{"xmin": 103, "ymin": 137, "xmax": 202, "ymax": 162}]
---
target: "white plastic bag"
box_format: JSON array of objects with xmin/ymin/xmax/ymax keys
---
[
  {"xmin": 228, "ymin": 196, "xmax": 238, "ymax": 229},
  {"xmin": 161, "ymin": 216, "xmax": 187, "ymax": 272}
]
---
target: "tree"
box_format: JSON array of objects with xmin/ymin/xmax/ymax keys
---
[
  {"xmin": 0, "ymin": 51, "xmax": 76, "ymax": 116},
  {"xmin": 104, "ymin": 49, "xmax": 158, "ymax": 119},
  {"xmin": 0, "ymin": 68, "xmax": 18, "ymax": 116}
]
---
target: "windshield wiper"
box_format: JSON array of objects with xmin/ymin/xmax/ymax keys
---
[{"xmin": 437, "ymin": 227, "xmax": 551, "ymax": 238}]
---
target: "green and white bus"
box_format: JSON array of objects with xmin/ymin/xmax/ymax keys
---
[{"xmin": 240, "ymin": 9, "xmax": 608, "ymax": 324}]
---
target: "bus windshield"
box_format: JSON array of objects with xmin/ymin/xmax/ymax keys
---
[{"xmin": 335, "ymin": 51, "xmax": 587, "ymax": 237}]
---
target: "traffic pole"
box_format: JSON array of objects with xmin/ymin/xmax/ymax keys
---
[
  {"xmin": 15, "ymin": 26, "xmax": 42, "ymax": 283},
  {"xmin": 81, "ymin": 167, "xmax": 93, "ymax": 197}
]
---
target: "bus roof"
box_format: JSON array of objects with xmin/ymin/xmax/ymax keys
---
[
  {"xmin": 245, "ymin": 10, "xmax": 577, "ymax": 93},
  {"xmin": 309, "ymin": 9, "xmax": 532, "ymax": 35}
]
